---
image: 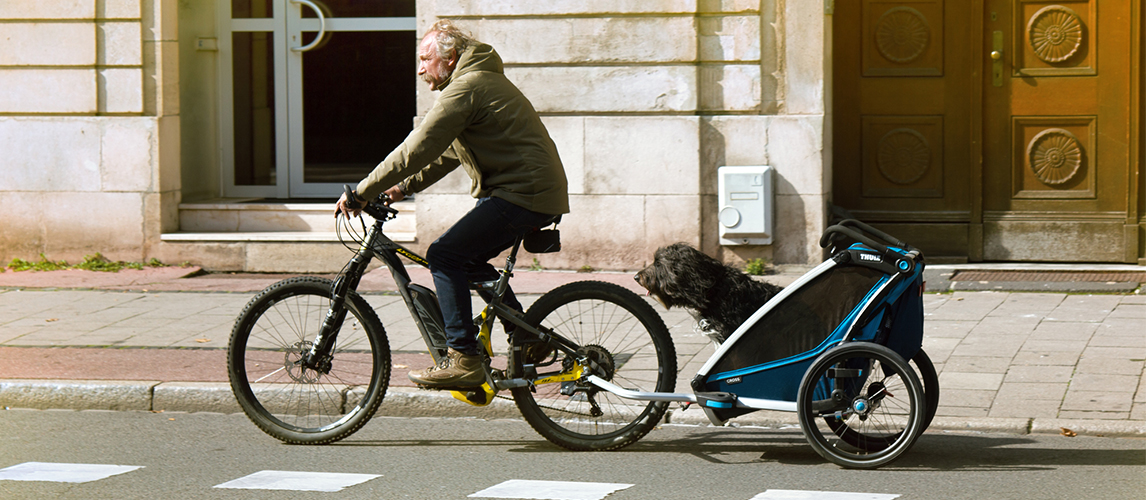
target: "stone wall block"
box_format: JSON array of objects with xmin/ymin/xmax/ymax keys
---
[
  {"xmin": 100, "ymin": 118, "xmax": 156, "ymax": 192},
  {"xmin": 0, "ymin": 192, "xmax": 45, "ymax": 259},
  {"xmin": 0, "ymin": 69, "xmax": 97, "ymax": 113},
  {"xmin": 468, "ymin": 18, "xmax": 696, "ymax": 64},
  {"xmin": 99, "ymin": 68, "xmax": 144, "ymax": 113},
  {"xmin": 698, "ymin": 15, "xmax": 760, "ymax": 61},
  {"xmin": 698, "ymin": 0, "xmax": 760, "ymax": 13},
  {"xmin": 143, "ymin": 40, "xmax": 180, "ymax": 116},
  {"xmin": 583, "ymin": 117, "xmax": 699, "ymax": 195},
  {"xmin": 699, "ymin": 64, "xmax": 762, "ymax": 111},
  {"xmin": 507, "ymin": 66, "xmax": 696, "ymax": 113},
  {"xmin": 701, "ymin": 116, "xmax": 772, "ymax": 195},
  {"xmin": 43, "ymin": 191, "xmax": 146, "ymax": 261},
  {"xmin": 434, "ymin": 0, "xmax": 697, "ymax": 16},
  {"xmin": 539, "ymin": 116, "xmax": 585, "ymax": 195},
  {"xmin": 558, "ymin": 194, "xmax": 648, "ymax": 269},
  {"xmin": 0, "ymin": 23, "xmax": 96, "ymax": 66},
  {"xmin": 99, "ymin": 0, "xmax": 142, "ymax": 20},
  {"xmin": 0, "ymin": 118, "xmax": 102, "ymax": 191},
  {"xmin": 157, "ymin": 115, "xmax": 181, "ymax": 192},
  {"xmin": 644, "ymin": 195, "xmax": 703, "ymax": 257},
  {"xmin": 98, "ymin": 21, "xmax": 142, "ymax": 66},
  {"xmin": 773, "ymin": 193, "xmax": 826, "ymax": 265},
  {"xmin": 765, "ymin": 116, "xmax": 825, "ymax": 196},
  {"xmin": 0, "ymin": 1, "xmax": 96, "ymax": 19},
  {"xmin": 143, "ymin": 0, "xmax": 178, "ymax": 41},
  {"xmin": 153, "ymin": 241, "xmax": 245, "ymax": 270},
  {"xmin": 784, "ymin": 0, "xmax": 825, "ymax": 115}
]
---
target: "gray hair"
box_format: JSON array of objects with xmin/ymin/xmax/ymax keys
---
[{"xmin": 427, "ymin": 20, "xmax": 477, "ymax": 60}]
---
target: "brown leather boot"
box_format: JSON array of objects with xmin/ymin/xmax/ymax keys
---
[{"xmin": 408, "ymin": 349, "xmax": 485, "ymax": 388}]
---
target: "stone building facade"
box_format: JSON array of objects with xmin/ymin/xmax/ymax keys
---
[{"xmin": 3, "ymin": 1, "xmax": 1140, "ymax": 271}]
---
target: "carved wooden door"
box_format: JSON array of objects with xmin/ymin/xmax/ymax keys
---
[
  {"xmin": 832, "ymin": 0, "xmax": 979, "ymax": 261},
  {"xmin": 981, "ymin": 0, "xmax": 1138, "ymax": 262},
  {"xmin": 833, "ymin": 0, "xmax": 1142, "ymax": 262}
]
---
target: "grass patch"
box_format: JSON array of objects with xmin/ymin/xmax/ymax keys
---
[
  {"xmin": 8, "ymin": 254, "xmax": 70, "ymax": 272},
  {"xmin": 743, "ymin": 258, "xmax": 771, "ymax": 276},
  {"xmin": 6, "ymin": 253, "xmax": 171, "ymax": 273}
]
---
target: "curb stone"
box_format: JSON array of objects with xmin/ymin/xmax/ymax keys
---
[
  {"xmin": 4, "ymin": 380, "xmax": 1143, "ymax": 437},
  {"xmin": 0, "ymin": 379, "xmax": 159, "ymax": 412}
]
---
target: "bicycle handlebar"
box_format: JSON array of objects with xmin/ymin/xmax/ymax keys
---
[
  {"xmin": 343, "ymin": 184, "xmax": 363, "ymax": 210},
  {"xmin": 343, "ymin": 184, "xmax": 398, "ymax": 220}
]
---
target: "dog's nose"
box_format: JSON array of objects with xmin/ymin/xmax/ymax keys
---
[{"xmin": 633, "ymin": 272, "xmax": 641, "ymax": 283}]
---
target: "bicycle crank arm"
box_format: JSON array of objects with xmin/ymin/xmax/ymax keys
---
[{"xmin": 492, "ymin": 378, "xmax": 532, "ymax": 391}]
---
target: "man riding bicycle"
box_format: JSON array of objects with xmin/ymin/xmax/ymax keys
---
[{"xmin": 336, "ymin": 20, "xmax": 569, "ymax": 388}]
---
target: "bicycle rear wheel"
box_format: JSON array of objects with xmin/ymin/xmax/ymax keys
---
[
  {"xmin": 228, "ymin": 277, "xmax": 390, "ymax": 444},
  {"xmin": 823, "ymin": 348, "xmax": 940, "ymax": 449},
  {"xmin": 797, "ymin": 342, "xmax": 924, "ymax": 469},
  {"xmin": 511, "ymin": 281, "xmax": 676, "ymax": 451}
]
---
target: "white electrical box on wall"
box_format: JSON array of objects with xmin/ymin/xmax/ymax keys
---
[{"xmin": 718, "ymin": 166, "xmax": 773, "ymax": 245}]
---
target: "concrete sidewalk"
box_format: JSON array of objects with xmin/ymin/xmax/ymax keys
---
[{"xmin": 1, "ymin": 264, "xmax": 1143, "ymax": 438}]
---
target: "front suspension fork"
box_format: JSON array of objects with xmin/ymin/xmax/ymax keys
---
[{"xmin": 303, "ymin": 247, "xmax": 371, "ymax": 372}]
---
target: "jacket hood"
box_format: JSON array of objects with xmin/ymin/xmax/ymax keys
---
[{"xmin": 440, "ymin": 43, "xmax": 503, "ymax": 89}]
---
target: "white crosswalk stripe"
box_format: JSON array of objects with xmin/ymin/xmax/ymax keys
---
[
  {"xmin": 751, "ymin": 490, "xmax": 899, "ymax": 500},
  {"xmin": 0, "ymin": 462, "xmax": 143, "ymax": 484},
  {"xmin": 470, "ymin": 479, "xmax": 635, "ymax": 500},
  {"xmin": 0, "ymin": 462, "xmax": 903, "ymax": 499},
  {"xmin": 213, "ymin": 470, "xmax": 382, "ymax": 492}
]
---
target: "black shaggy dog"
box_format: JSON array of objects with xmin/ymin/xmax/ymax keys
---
[{"xmin": 635, "ymin": 243, "xmax": 782, "ymax": 343}]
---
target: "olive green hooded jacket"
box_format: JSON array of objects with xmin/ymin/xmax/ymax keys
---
[{"xmin": 356, "ymin": 43, "xmax": 569, "ymax": 216}]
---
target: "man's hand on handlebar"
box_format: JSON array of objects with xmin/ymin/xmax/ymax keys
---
[
  {"xmin": 383, "ymin": 185, "xmax": 405, "ymax": 203},
  {"xmin": 335, "ymin": 184, "xmax": 405, "ymax": 219},
  {"xmin": 335, "ymin": 187, "xmax": 366, "ymax": 219}
]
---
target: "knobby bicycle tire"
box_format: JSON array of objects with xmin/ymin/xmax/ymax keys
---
[
  {"xmin": 228, "ymin": 277, "xmax": 391, "ymax": 444},
  {"xmin": 511, "ymin": 281, "xmax": 677, "ymax": 451}
]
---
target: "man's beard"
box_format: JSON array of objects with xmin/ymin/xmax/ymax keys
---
[{"xmin": 423, "ymin": 69, "xmax": 452, "ymax": 90}]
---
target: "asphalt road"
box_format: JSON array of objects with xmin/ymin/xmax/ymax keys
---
[{"xmin": 1, "ymin": 410, "xmax": 1142, "ymax": 499}]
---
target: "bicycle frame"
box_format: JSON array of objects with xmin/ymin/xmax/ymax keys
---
[{"xmin": 302, "ymin": 204, "xmax": 595, "ymax": 405}]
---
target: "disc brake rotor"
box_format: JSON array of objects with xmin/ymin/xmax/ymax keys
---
[{"xmin": 284, "ymin": 341, "xmax": 320, "ymax": 383}]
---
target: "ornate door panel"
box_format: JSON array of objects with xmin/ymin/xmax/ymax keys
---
[
  {"xmin": 835, "ymin": 0, "xmax": 1142, "ymax": 262},
  {"xmin": 981, "ymin": 0, "xmax": 1138, "ymax": 261},
  {"xmin": 833, "ymin": 0, "xmax": 978, "ymax": 260}
]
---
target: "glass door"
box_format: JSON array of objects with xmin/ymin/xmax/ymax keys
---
[{"xmin": 221, "ymin": 0, "xmax": 416, "ymax": 199}]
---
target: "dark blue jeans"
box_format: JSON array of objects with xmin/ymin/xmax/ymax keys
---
[{"xmin": 427, "ymin": 197, "xmax": 555, "ymax": 355}]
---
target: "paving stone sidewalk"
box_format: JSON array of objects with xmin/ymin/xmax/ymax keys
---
[{"xmin": 0, "ymin": 265, "xmax": 1143, "ymax": 437}]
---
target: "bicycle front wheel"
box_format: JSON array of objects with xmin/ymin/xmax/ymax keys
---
[
  {"xmin": 228, "ymin": 277, "xmax": 390, "ymax": 444},
  {"xmin": 511, "ymin": 281, "xmax": 676, "ymax": 451}
]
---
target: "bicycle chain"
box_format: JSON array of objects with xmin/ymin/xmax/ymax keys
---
[{"xmin": 493, "ymin": 393, "xmax": 602, "ymax": 417}]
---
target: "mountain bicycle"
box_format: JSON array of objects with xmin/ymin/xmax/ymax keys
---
[{"xmin": 227, "ymin": 187, "xmax": 677, "ymax": 451}]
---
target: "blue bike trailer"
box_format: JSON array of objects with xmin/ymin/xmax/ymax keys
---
[{"xmin": 688, "ymin": 229, "xmax": 925, "ymax": 424}]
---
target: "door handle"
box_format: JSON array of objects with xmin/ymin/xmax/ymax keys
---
[
  {"xmin": 991, "ymin": 31, "xmax": 1004, "ymax": 87},
  {"xmin": 291, "ymin": 0, "xmax": 326, "ymax": 52}
]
